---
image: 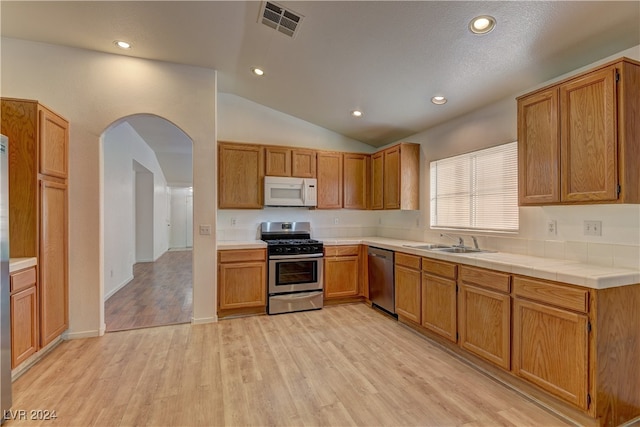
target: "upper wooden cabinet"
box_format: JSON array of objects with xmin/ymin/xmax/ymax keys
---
[
  {"xmin": 343, "ymin": 153, "xmax": 370, "ymax": 210},
  {"xmin": 371, "ymin": 143, "xmax": 420, "ymax": 210},
  {"xmin": 265, "ymin": 146, "xmax": 316, "ymax": 178},
  {"xmin": 517, "ymin": 57, "xmax": 640, "ymax": 205},
  {"xmin": 317, "ymin": 151, "xmax": 343, "ymax": 209},
  {"xmin": 218, "ymin": 142, "xmax": 264, "ymax": 209}
]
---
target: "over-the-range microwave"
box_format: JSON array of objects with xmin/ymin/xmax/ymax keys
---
[{"xmin": 264, "ymin": 176, "xmax": 317, "ymax": 207}]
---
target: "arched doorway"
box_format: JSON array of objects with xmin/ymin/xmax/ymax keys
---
[{"xmin": 101, "ymin": 114, "xmax": 194, "ymax": 331}]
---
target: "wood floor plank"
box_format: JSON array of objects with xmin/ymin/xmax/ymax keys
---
[{"xmin": 6, "ymin": 304, "xmax": 571, "ymax": 427}]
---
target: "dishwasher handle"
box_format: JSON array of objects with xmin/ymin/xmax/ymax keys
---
[{"xmin": 368, "ymin": 247, "xmax": 394, "ymax": 261}]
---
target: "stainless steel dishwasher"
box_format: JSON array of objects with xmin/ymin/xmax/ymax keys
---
[{"xmin": 367, "ymin": 246, "xmax": 396, "ymax": 316}]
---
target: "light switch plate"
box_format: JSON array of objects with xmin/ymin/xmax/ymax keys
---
[
  {"xmin": 584, "ymin": 220, "xmax": 602, "ymax": 236},
  {"xmin": 199, "ymin": 224, "xmax": 212, "ymax": 235}
]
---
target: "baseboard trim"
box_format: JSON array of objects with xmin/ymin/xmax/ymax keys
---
[
  {"xmin": 64, "ymin": 329, "xmax": 101, "ymax": 340},
  {"xmin": 192, "ymin": 316, "xmax": 217, "ymax": 324},
  {"xmin": 11, "ymin": 336, "xmax": 63, "ymax": 381},
  {"xmin": 104, "ymin": 274, "xmax": 134, "ymax": 301}
]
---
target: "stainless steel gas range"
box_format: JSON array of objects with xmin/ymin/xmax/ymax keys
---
[{"xmin": 260, "ymin": 222, "xmax": 324, "ymax": 315}]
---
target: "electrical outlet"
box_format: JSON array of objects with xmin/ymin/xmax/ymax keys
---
[
  {"xmin": 334, "ymin": 217, "xmax": 339, "ymax": 225},
  {"xmin": 584, "ymin": 220, "xmax": 602, "ymax": 236},
  {"xmin": 547, "ymin": 220, "xmax": 557, "ymax": 236},
  {"xmin": 199, "ymin": 224, "xmax": 212, "ymax": 235},
  {"xmin": 231, "ymin": 218, "xmax": 237, "ymax": 227}
]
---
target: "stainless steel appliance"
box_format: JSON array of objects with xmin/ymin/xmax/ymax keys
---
[
  {"xmin": 0, "ymin": 135, "xmax": 12, "ymax": 422},
  {"xmin": 368, "ymin": 246, "xmax": 396, "ymax": 316},
  {"xmin": 264, "ymin": 176, "xmax": 317, "ymax": 207},
  {"xmin": 261, "ymin": 222, "xmax": 324, "ymax": 315}
]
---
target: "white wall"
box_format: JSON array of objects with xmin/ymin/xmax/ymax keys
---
[
  {"xmin": 381, "ymin": 45, "xmax": 640, "ymax": 269},
  {"xmin": 103, "ymin": 121, "xmax": 171, "ymax": 300},
  {"xmin": 1, "ymin": 37, "xmax": 218, "ymax": 337},
  {"xmin": 217, "ymin": 93, "xmax": 379, "ymax": 239}
]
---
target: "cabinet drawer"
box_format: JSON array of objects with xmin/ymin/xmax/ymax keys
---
[
  {"xmin": 395, "ymin": 252, "xmax": 421, "ymax": 269},
  {"xmin": 513, "ymin": 276, "xmax": 589, "ymax": 313},
  {"xmin": 218, "ymin": 249, "xmax": 266, "ymax": 263},
  {"xmin": 325, "ymin": 245, "xmax": 359, "ymax": 257},
  {"xmin": 10, "ymin": 267, "xmax": 37, "ymax": 293},
  {"xmin": 422, "ymin": 258, "xmax": 457, "ymax": 280},
  {"xmin": 459, "ymin": 266, "xmax": 510, "ymax": 294}
]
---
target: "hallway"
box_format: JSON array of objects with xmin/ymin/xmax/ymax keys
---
[{"xmin": 105, "ymin": 250, "xmax": 192, "ymax": 332}]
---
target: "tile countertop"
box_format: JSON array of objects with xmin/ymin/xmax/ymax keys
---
[
  {"xmin": 321, "ymin": 237, "xmax": 640, "ymax": 290},
  {"xmin": 217, "ymin": 240, "xmax": 267, "ymax": 250},
  {"xmin": 9, "ymin": 257, "xmax": 38, "ymax": 273}
]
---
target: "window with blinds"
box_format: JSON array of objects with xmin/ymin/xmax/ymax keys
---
[{"xmin": 430, "ymin": 141, "xmax": 518, "ymax": 232}]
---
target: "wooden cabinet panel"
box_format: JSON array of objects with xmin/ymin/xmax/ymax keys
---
[
  {"xmin": 421, "ymin": 273, "xmax": 456, "ymax": 342},
  {"xmin": 264, "ymin": 146, "xmax": 291, "ymax": 177},
  {"xmin": 513, "ymin": 276, "xmax": 589, "ymax": 313},
  {"xmin": 371, "ymin": 152, "xmax": 384, "ymax": 210},
  {"xmin": 218, "ymin": 249, "xmax": 266, "ymax": 263},
  {"xmin": 10, "ymin": 266, "xmax": 36, "ymax": 293},
  {"xmin": 343, "ymin": 153, "xmax": 369, "ymax": 209},
  {"xmin": 422, "ymin": 258, "xmax": 457, "ymax": 280},
  {"xmin": 458, "ymin": 283, "xmax": 511, "ymax": 369},
  {"xmin": 513, "ymin": 298, "xmax": 589, "ymax": 409},
  {"xmin": 324, "ymin": 245, "xmax": 359, "ymax": 257},
  {"xmin": 218, "ymin": 261, "xmax": 267, "ymax": 309},
  {"xmin": 317, "ymin": 151, "xmax": 343, "ymax": 209},
  {"xmin": 518, "ymin": 88, "xmax": 560, "ymax": 205},
  {"xmin": 39, "ymin": 107, "xmax": 68, "ymax": 179},
  {"xmin": 39, "ymin": 180, "xmax": 68, "ymax": 347},
  {"xmin": 324, "ymin": 256, "xmax": 359, "ymax": 298},
  {"xmin": 395, "ymin": 264, "xmax": 421, "ymax": 323},
  {"xmin": 395, "ymin": 252, "xmax": 421, "ymax": 270},
  {"xmin": 11, "ymin": 286, "xmax": 38, "ymax": 368},
  {"xmin": 459, "ymin": 266, "xmax": 510, "ymax": 294},
  {"xmin": 560, "ymin": 66, "xmax": 618, "ymax": 202},
  {"xmin": 383, "ymin": 146, "xmax": 401, "ymax": 209},
  {"xmin": 218, "ymin": 142, "xmax": 264, "ymax": 209},
  {"xmin": 292, "ymin": 149, "xmax": 316, "ymax": 178}
]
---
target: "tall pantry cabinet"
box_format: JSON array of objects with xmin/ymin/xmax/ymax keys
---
[{"xmin": 1, "ymin": 98, "xmax": 69, "ymax": 349}]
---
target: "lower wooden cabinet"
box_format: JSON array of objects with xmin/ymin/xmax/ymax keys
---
[
  {"xmin": 421, "ymin": 259, "xmax": 457, "ymax": 342},
  {"xmin": 10, "ymin": 266, "xmax": 39, "ymax": 368},
  {"xmin": 217, "ymin": 249, "xmax": 266, "ymax": 315},
  {"xmin": 324, "ymin": 245, "xmax": 359, "ymax": 299},
  {"xmin": 394, "ymin": 253, "xmax": 421, "ymax": 323},
  {"xmin": 457, "ymin": 266, "xmax": 511, "ymax": 370}
]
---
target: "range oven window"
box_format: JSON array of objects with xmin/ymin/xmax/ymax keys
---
[{"xmin": 275, "ymin": 260, "xmax": 318, "ymax": 286}]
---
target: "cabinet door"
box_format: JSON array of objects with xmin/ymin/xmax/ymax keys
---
[
  {"xmin": 218, "ymin": 143, "xmax": 264, "ymax": 209},
  {"xmin": 560, "ymin": 67, "xmax": 618, "ymax": 202},
  {"xmin": 39, "ymin": 179, "xmax": 68, "ymax": 347},
  {"xmin": 218, "ymin": 261, "xmax": 267, "ymax": 309},
  {"xmin": 513, "ymin": 298, "xmax": 589, "ymax": 409},
  {"xmin": 343, "ymin": 153, "xmax": 369, "ymax": 209},
  {"xmin": 422, "ymin": 273, "xmax": 456, "ymax": 342},
  {"xmin": 458, "ymin": 283, "xmax": 511, "ymax": 369},
  {"xmin": 11, "ymin": 286, "xmax": 38, "ymax": 368},
  {"xmin": 371, "ymin": 152, "xmax": 384, "ymax": 210},
  {"xmin": 517, "ymin": 88, "xmax": 560, "ymax": 205},
  {"xmin": 265, "ymin": 146, "xmax": 292, "ymax": 177},
  {"xmin": 39, "ymin": 106, "xmax": 68, "ymax": 179},
  {"xmin": 395, "ymin": 265, "xmax": 421, "ymax": 323},
  {"xmin": 383, "ymin": 146, "xmax": 400, "ymax": 209},
  {"xmin": 317, "ymin": 152, "xmax": 343, "ymax": 209},
  {"xmin": 292, "ymin": 149, "xmax": 316, "ymax": 178},
  {"xmin": 324, "ymin": 256, "xmax": 359, "ymax": 298}
]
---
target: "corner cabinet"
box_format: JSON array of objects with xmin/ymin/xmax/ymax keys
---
[
  {"xmin": 218, "ymin": 142, "xmax": 264, "ymax": 209},
  {"xmin": 217, "ymin": 249, "xmax": 267, "ymax": 318},
  {"xmin": 517, "ymin": 57, "xmax": 640, "ymax": 205},
  {"xmin": 371, "ymin": 143, "xmax": 420, "ymax": 210},
  {"xmin": 2, "ymin": 98, "xmax": 69, "ymax": 348}
]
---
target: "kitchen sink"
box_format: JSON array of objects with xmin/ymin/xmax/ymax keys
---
[
  {"xmin": 432, "ymin": 247, "xmax": 491, "ymax": 254},
  {"xmin": 403, "ymin": 244, "xmax": 453, "ymax": 250}
]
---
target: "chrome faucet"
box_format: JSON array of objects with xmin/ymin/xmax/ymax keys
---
[
  {"xmin": 441, "ymin": 233, "xmax": 464, "ymax": 247},
  {"xmin": 471, "ymin": 236, "xmax": 480, "ymax": 249}
]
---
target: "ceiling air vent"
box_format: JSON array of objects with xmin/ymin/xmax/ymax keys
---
[{"xmin": 259, "ymin": 1, "xmax": 304, "ymax": 38}]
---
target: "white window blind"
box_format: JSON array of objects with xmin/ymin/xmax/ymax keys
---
[{"xmin": 430, "ymin": 141, "xmax": 518, "ymax": 232}]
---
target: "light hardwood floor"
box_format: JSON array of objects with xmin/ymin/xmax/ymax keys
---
[
  {"xmin": 105, "ymin": 250, "xmax": 193, "ymax": 332},
  {"xmin": 7, "ymin": 304, "xmax": 570, "ymax": 426}
]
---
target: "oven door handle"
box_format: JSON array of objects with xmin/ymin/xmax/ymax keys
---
[{"xmin": 269, "ymin": 253, "xmax": 324, "ymax": 260}]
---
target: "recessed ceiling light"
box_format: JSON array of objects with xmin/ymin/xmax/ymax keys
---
[
  {"xmin": 114, "ymin": 40, "xmax": 132, "ymax": 49},
  {"xmin": 431, "ymin": 96, "xmax": 447, "ymax": 105},
  {"xmin": 251, "ymin": 67, "xmax": 265, "ymax": 76},
  {"xmin": 469, "ymin": 15, "xmax": 496, "ymax": 34},
  {"xmin": 351, "ymin": 110, "xmax": 363, "ymax": 117}
]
